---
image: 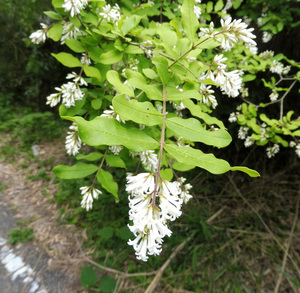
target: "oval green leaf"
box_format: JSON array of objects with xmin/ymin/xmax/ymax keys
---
[{"xmin": 52, "ymin": 162, "xmax": 98, "ymax": 179}]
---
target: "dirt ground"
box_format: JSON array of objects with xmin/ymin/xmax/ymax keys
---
[{"xmin": 0, "ymin": 140, "xmax": 91, "ymax": 293}]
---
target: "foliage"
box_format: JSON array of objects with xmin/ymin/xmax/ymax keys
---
[
  {"xmin": 26, "ymin": 0, "xmax": 300, "ymax": 290},
  {"xmin": 7, "ymin": 227, "xmax": 34, "ymax": 244}
]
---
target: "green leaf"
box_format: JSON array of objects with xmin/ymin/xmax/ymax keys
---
[
  {"xmin": 206, "ymin": 1, "xmax": 214, "ymax": 13},
  {"xmin": 231, "ymin": 166, "xmax": 260, "ymax": 177},
  {"xmin": 233, "ymin": 0, "xmax": 242, "ymax": 9},
  {"xmin": 124, "ymin": 45, "xmax": 144, "ymax": 54},
  {"xmin": 59, "ymin": 97, "xmax": 86, "ymax": 117},
  {"xmin": 172, "ymin": 161, "xmax": 195, "ymax": 171},
  {"xmin": 91, "ymin": 99, "xmax": 102, "ymax": 110},
  {"xmin": 107, "ymin": 71, "xmax": 134, "ymax": 97},
  {"xmin": 160, "ymin": 169, "xmax": 173, "ymax": 181},
  {"xmin": 47, "ymin": 23, "xmax": 63, "ymax": 41},
  {"xmin": 51, "ymin": 52, "xmax": 82, "ymax": 68},
  {"xmin": 143, "ymin": 68, "xmax": 158, "ymax": 79},
  {"xmin": 242, "ymin": 74, "xmax": 256, "ymax": 82},
  {"xmin": 52, "ymin": 0, "xmax": 64, "ymax": 8},
  {"xmin": 98, "ymin": 49, "xmax": 123, "ymax": 64},
  {"xmin": 65, "ymin": 39, "xmax": 86, "ymax": 53},
  {"xmin": 183, "ymin": 99, "xmax": 225, "ymax": 128},
  {"xmin": 98, "ymin": 227, "xmax": 114, "ymax": 240},
  {"xmin": 97, "ymin": 169, "xmax": 119, "ymax": 201},
  {"xmin": 80, "ymin": 266, "xmax": 98, "ymax": 289},
  {"xmin": 63, "ymin": 116, "xmax": 159, "ymax": 152},
  {"xmin": 166, "ymin": 117, "xmax": 231, "ymax": 147},
  {"xmin": 52, "ymin": 162, "xmax": 98, "ymax": 179},
  {"xmin": 121, "ymin": 15, "xmax": 142, "ymax": 35},
  {"xmin": 98, "ymin": 276, "xmax": 116, "ymax": 293},
  {"xmin": 44, "ymin": 10, "xmax": 62, "ymax": 20},
  {"xmin": 166, "ymin": 87, "xmax": 202, "ymax": 101},
  {"xmin": 76, "ymin": 152, "xmax": 103, "ymax": 161},
  {"xmin": 88, "ymin": 47, "xmax": 103, "ymax": 62},
  {"xmin": 153, "ymin": 57, "xmax": 170, "ymax": 85},
  {"xmin": 164, "ymin": 144, "xmax": 231, "ymax": 174},
  {"xmin": 105, "ymin": 154, "xmax": 126, "ymax": 168},
  {"xmin": 83, "ymin": 65, "xmax": 101, "ymax": 82},
  {"xmin": 181, "ymin": 0, "xmax": 199, "ymax": 43},
  {"xmin": 215, "ymin": 0, "xmax": 224, "ymax": 12},
  {"xmin": 112, "ymin": 94, "xmax": 163, "ymax": 126}
]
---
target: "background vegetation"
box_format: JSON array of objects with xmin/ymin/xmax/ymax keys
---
[{"xmin": 0, "ymin": 0, "xmax": 299, "ymax": 292}]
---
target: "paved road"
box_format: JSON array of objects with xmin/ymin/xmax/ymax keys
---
[{"xmin": 0, "ymin": 198, "xmax": 73, "ymax": 293}]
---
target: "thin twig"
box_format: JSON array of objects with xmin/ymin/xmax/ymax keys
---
[
  {"xmin": 274, "ymin": 195, "xmax": 300, "ymax": 293},
  {"xmin": 144, "ymin": 241, "xmax": 187, "ymax": 293}
]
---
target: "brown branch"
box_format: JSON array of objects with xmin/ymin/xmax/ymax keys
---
[{"xmin": 144, "ymin": 241, "xmax": 187, "ymax": 293}]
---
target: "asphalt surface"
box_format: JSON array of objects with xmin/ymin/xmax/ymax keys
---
[{"xmin": 0, "ymin": 197, "xmax": 72, "ymax": 293}]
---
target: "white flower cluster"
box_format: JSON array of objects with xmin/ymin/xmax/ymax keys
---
[
  {"xmin": 126, "ymin": 173, "xmax": 192, "ymax": 261},
  {"xmin": 262, "ymin": 31, "xmax": 272, "ymax": 43},
  {"xmin": 238, "ymin": 126, "xmax": 249, "ymax": 140},
  {"xmin": 29, "ymin": 23, "xmax": 48, "ymax": 44},
  {"xmin": 200, "ymin": 17, "xmax": 256, "ymax": 52},
  {"xmin": 259, "ymin": 50, "xmax": 274, "ymax": 60},
  {"xmin": 266, "ymin": 144, "xmax": 280, "ymax": 158},
  {"xmin": 100, "ymin": 4, "xmax": 121, "ymax": 24},
  {"xmin": 46, "ymin": 72, "xmax": 86, "ymax": 108},
  {"xmin": 194, "ymin": 0, "xmax": 202, "ymax": 18},
  {"xmin": 62, "ymin": 0, "xmax": 88, "ymax": 17},
  {"xmin": 65, "ymin": 122, "xmax": 82, "ymax": 156},
  {"xmin": 140, "ymin": 150, "xmax": 158, "ymax": 171},
  {"xmin": 80, "ymin": 186, "xmax": 102, "ymax": 211},
  {"xmin": 109, "ymin": 145, "xmax": 123, "ymax": 155},
  {"xmin": 200, "ymin": 54, "xmax": 243, "ymax": 98},
  {"xmin": 60, "ymin": 22, "xmax": 82, "ymax": 44},
  {"xmin": 269, "ymin": 91, "xmax": 279, "ymax": 102},
  {"xmin": 270, "ymin": 60, "xmax": 291, "ymax": 75},
  {"xmin": 228, "ymin": 112, "xmax": 239, "ymax": 123},
  {"xmin": 200, "ymin": 84, "xmax": 217, "ymax": 108}
]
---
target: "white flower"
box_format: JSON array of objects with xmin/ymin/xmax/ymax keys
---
[
  {"xmin": 46, "ymin": 87, "xmax": 62, "ymax": 107},
  {"xmin": 29, "ymin": 23, "xmax": 48, "ymax": 44},
  {"xmin": 200, "ymin": 84, "xmax": 218, "ymax": 108},
  {"xmin": 259, "ymin": 50, "xmax": 274, "ymax": 60},
  {"xmin": 245, "ymin": 42, "xmax": 258, "ymax": 55},
  {"xmin": 80, "ymin": 186, "xmax": 102, "ymax": 211},
  {"xmin": 262, "ymin": 31, "xmax": 272, "ymax": 43},
  {"xmin": 199, "ymin": 21, "xmax": 214, "ymax": 37},
  {"xmin": 101, "ymin": 105, "xmax": 125, "ymax": 123},
  {"xmin": 61, "ymin": 22, "xmax": 81, "ymax": 44},
  {"xmin": 269, "ymin": 91, "xmax": 279, "ymax": 102},
  {"xmin": 66, "ymin": 72, "xmax": 87, "ymax": 86},
  {"xmin": 140, "ymin": 150, "xmax": 158, "ymax": 172},
  {"xmin": 126, "ymin": 173, "xmax": 155, "ymax": 196},
  {"xmin": 65, "ymin": 122, "xmax": 82, "ymax": 156},
  {"xmin": 176, "ymin": 177, "xmax": 193, "ymax": 204},
  {"xmin": 238, "ymin": 126, "xmax": 249, "ymax": 140},
  {"xmin": 126, "ymin": 172, "xmax": 187, "ymax": 262},
  {"xmin": 228, "ymin": 112, "xmax": 239, "ymax": 123},
  {"xmin": 194, "ymin": 5, "xmax": 201, "ymax": 18},
  {"xmin": 61, "ymin": 82, "xmax": 85, "ymax": 108},
  {"xmin": 62, "ymin": 0, "xmax": 88, "ymax": 17},
  {"xmin": 270, "ymin": 60, "xmax": 284, "ymax": 75},
  {"xmin": 220, "ymin": 70, "xmax": 243, "ymax": 98},
  {"xmin": 220, "ymin": 17, "xmax": 256, "ymax": 51},
  {"xmin": 109, "ymin": 145, "xmax": 123, "ymax": 155},
  {"xmin": 266, "ymin": 144, "xmax": 280, "ymax": 158},
  {"xmin": 282, "ymin": 66, "xmax": 291, "ymax": 75},
  {"xmin": 81, "ymin": 53, "xmax": 91, "ymax": 66},
  {"xmin": 260, "ymin": 124, "xmax": 268, "ymax": 142},
  {"xmin": 172, "ymin": 101, "xmax": 186, "ymax": 116},
  {"xmin": 244, "ymin": 136, "xmax": 254, "ymax": 147},
  {"xmin": 295, "ymin": 144, "xmax": 300, "ymax": 158},
  {"xmin": 99, "ymin": 4, "xmax": 121, "ymax": 24}
]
